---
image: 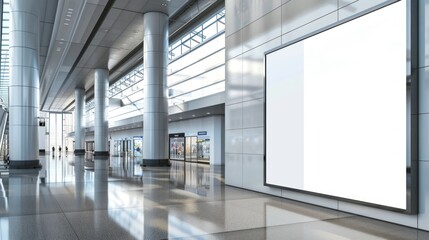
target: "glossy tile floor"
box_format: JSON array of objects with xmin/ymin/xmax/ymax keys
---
[{"xmin": 0, "ymin": 153, "xmax": 427, "ymax": 239}]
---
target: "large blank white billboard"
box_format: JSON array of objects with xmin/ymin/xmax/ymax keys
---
[{"xmin": 265, "ymin": 0, "xmax": 407, "ymax": 210}]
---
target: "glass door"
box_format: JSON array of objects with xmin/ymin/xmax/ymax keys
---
[
  {"xmin": 133, "ymin": 136, "xmax": 143, "ymax": 157},
  {"xmin": 169, "ymin": 133, "xmax": 185, "ymax": 161},
  {"xmin": 186, "ymin": 136, "xmax": 197, "ymax": 162},
  {"xmin": 197, "ymin": 137, "xmax": 210, "ymax": 163}
]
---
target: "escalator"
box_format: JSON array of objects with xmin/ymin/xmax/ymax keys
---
[{"xmin": 0, "ymin": 105, "xmax": 8, "ymax": 172}]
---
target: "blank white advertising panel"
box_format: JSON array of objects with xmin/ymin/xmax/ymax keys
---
[{"xmin": 266, "ymin": 1, "xmax": 407, "ymax": 210}]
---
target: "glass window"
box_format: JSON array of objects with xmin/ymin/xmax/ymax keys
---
[{"xmin": 85, "ymin": 8, "xmax": 226, "ymax": 127}]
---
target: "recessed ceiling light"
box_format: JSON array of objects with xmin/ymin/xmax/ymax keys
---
[
  {"xmin": 192, "ymin": 115, "xmax": 195, "ymax": 117},
  {"xmin": 64, "ymin": 23, "xmax": 69, "ymax": 26},
  {"xmin": 206, "ymin": 112, "xmax": 210, "ymax": 115},
  {"xmin": 179, "ymin": 117, "xmax": 183, "ymax": 119},
  {"xmin": 68, "ymin": 8, "xmax": 74, "ymax": 11},
  {"xmin": 161, "ymin": 3, "xmax": 167, "ymax": 6}
]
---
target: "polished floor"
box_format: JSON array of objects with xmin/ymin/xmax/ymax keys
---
[{"xmin": 0, "ymin": 153, "xmax": 427, "ymax": 239}]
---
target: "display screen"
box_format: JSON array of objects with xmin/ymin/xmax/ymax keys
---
[{"xmin": 265, "ymin": 1, "xmax": 407, "ymax": 210}]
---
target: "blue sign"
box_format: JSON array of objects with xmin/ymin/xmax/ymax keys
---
[{"xmin": 197, "ymin": 131, "xmax": 207, "ymax": 136}]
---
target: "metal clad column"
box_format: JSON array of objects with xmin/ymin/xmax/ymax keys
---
[
  {"xmin": 143, "ymin": 12, "xmax": 169, "ymax": 166},
  {"xmin": 74, "ymin": 88, "xmax": 85, "ymax": 155},
  {"xmin": 94, "ymin": 69, "xmax": 109, "ymax": 156},
  {"xmin": 9, "ymin": 0, "xmax": 40, "ymax": 168}
]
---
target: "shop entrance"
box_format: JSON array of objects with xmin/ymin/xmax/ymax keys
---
[
  {"xmin": 197, "ymin": 137, "xmax": 210, "ymax": 163},
  {"xmin": 185, "ymin": 136, "xmax": 197, "ymax": 162},
  {"xmin": 113, "ymin": 139, "xmax": 132, "ymax": 156},
  {"xmin": 169, "ymin": 133, "xmax": 185, "ymax": 161}
]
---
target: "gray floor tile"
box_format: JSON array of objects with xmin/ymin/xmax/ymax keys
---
[
  {"xmin": 0, "ymin": 213, "xmax": 78, "ymax": 240},
  {"xmin": 53, "ymin": 189, "xmax": 145, "ymax": 213},
  {"xmin": 0, "ymin": 194, "xmax": 63, "ymax": 217},
  {"xmin": 65, "ymin": 208, "xmax": 144, "ymax": 240}
]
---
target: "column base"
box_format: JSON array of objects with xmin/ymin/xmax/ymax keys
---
[
  {"xmin": 74, "ymin": 149, "xmax": 86, "ymax": 155},
  {"xmin": 142, "ymin": 159, "xmax": 170, "ymax": 167},
  {"xmin": 9, "ymin": 160, "xmax": 41, "ymax": 169},
  {"xmin": 94, "ymin": 155, "xmax": 109, "ymax": 160},
  {"xmin": 94, "ymin": 151, "xmax": 109, "ymax": 156}
]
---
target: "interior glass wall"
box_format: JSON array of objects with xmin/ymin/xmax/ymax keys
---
[{"xmin": 48, "ymin": 113, "xmax": 73, "ymax": 154}]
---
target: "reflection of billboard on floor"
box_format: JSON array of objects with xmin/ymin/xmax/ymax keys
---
[{"xmin": 265, "ymin": 0, "xmax": 416, "ymax": 212}]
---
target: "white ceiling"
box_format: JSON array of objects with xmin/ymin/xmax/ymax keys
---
[{"xmin": 38, "ymin": 0, "xmax": 199, "ymax": 112}]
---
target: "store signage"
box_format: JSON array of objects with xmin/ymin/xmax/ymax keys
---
[{"xmin": 197, "ymin": 131, "xmax": 207, "ymax": 135}]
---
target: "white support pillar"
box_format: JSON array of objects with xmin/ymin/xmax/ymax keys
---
[
  {"xmin": 9, "ymin": 0, "xmax": 40, "ymax": 168},
  {"xmin": 74, "ymin": 88, "xmax": 85, "ymax": 155},
  {"xmin": 142, "ymin": 12, "xmax": 169, "ymax": 166},
  {"xmin": 94, "ymin": 69, "xmax": 109, "ymax": 156}
]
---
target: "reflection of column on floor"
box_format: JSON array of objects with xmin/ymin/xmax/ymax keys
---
[
  {"xmin": 7, "ymin": 169, "xmax": 40, "ymax": 238},
  {"xmin": 74, "ymin": 155, "xmax": 85, "ymax": 206},
  {"xmin": 94, "ymin": 158, "xmax": 109, "ymax": 230}
]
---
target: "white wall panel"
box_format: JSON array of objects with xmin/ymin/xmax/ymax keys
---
[
  {"xmin": 281, "ymin": 12, "xmax": 337, "ymax": 45},
  {"xmin": 242, "ymin": 99, "xmax": 264, "ymax": 128},
  {"xmin": 338, "ymin": 0, "xmax": 396, "ymax": 20},
  {"xmin": 281, "ymin": 0, "xmax": 337, "ymax": 34},
  {"xmin": 242, "ymin": 0, "xmax": 282, "ymax": 27},
  {"xmin": 225, "ymin": 129, "xmax": 243, "ymax": 154},
  {"xmin": 225, "ymin": 153, "xmax": 243, "ymax": 187},
  {"xmin": 242, "ymin": 128, "xmax": 264, "ymax": 155},
  {"xmin": 225, "ymin": 103, "xmax": 242, "ymax": 130},
  {"xmin": 241, "ymin": 8, "xmax": 281, "ymax": 53},
  {"xmin": 242, "ymin": 154, "xmax": 281, "ymax": 196}
]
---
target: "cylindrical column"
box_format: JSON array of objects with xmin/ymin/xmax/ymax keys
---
[
  {"xmin": 143, "ymin": 12, "xmax": 169, "ymax": 166},
  {"xmin": 94, "ymin": 69, "xmax": 109, "ymax": 156},
  {"xmin": 9, "ymin": 0, "xmax": 40, "ymax": 168},
  {"xmin": 74, "ymin": 88, "xmax": 85, "ymax": 155}
]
